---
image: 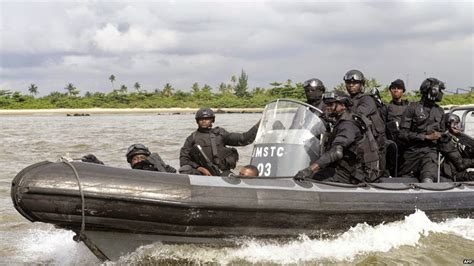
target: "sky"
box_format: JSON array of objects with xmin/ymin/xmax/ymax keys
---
[{"xmin": 0, "ymin": 0, "xmax": 473, "ymax": 96}]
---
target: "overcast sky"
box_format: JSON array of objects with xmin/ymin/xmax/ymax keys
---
[{"xmin": 0, "ymin": 0, "xmax": 473, "ymax": 96}]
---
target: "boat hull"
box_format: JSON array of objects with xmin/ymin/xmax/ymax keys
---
[{"xmin": 11, "ymin": 161, "xmax": 474, "ymax": 260}]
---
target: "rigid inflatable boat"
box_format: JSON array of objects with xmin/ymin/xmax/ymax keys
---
[{"xmin": 11, "ymin": 100, "xmax": 474, "ymax": 261}]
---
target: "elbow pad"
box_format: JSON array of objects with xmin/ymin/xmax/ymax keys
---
[{"xmin": 316, "ymin": 145, "xmax": 344, "ymax": 168}]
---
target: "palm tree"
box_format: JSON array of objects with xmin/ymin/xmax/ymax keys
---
[
  {"xmin": 218, "ymin": 82, "xmax": 227, "ymax": 93},
  {"xmin": 191, "ymin": 82, "xmax": 200, "ymax": 94},
  {"xmin": 64, "ymin": 83, "xmax": 78, "ymax": 96},
  {"xmin": 109, "ymin": 75, "xmax": 116, "ymax": 90},
  {"xmin": 231, "ymin": 75, "xmax": 237, "ymax": 90},
  {"xmin": 119, "ymin": 85, "xmax": 128, "ymax": 94},
  {"xmin": 162, "ymin": 83, "xmax": 174, "ymax": 97},
  {"xmin": 134, "ymin": 82, "xmax": 141, "ymax": 93},
  {"xmin": 28, "ymin": 84, "xmax": 38, "ymax": 96}
]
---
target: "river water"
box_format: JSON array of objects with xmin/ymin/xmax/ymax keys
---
[{"xmin": 1, "ymin": 113, "xmax": 473, "ymax": 264}]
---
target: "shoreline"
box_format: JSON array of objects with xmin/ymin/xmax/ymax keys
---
[
  {"xmin": 0, "ymin": 104, "xmax": 471, "ymax": 116},
  {"xmin": 0, "ymin": 107, "xmax": 265, "ymax": 116}
]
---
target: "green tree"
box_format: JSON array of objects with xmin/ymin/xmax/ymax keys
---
[
  {"xmin": 191, "ymin": 82, "xmax": 200, "ymax": 95},
  {"xmin": 134, "ymin": 82, "xmax": 141, "ymax": 93},
  {"xmin": 119, "ymin": 85, "xmax": 128, "ymax": 94},
  {"xmin": 109, "ymin": 75, "xmax": 116, "ymax": 90},
  {"xmin": 218, "ymin": 82, "xmax": 227, "ymax": 93},
  {"xmin": 28, "ymin": 84, "xmax": 38, "ymax": 96},
  {"xmin": 201, "ymin": 84, "xmax": 212, "ymax": 94},
  {"xmin": 162, "ymin": 83, "xmax": 174, "ymax": 97},
  {"xmin": 0, "ymin": 89, "xmax": 12, "ymax": 98},
  {"xmin": 234, "ymin": 69, "xmax": 249, "ymax": 97},
  {"xmin": 231, "ymin": 75, "xmax": 237, "ymax": 89},
  {"xmin": 64, "ymin": 83, "xmax": 79, "ymax": 96}
]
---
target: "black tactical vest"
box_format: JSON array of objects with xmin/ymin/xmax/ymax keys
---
[
  {"xmin": 191, "ymin": 128, "xmax": 239, "ymax": 171},
  {"xmin": 329, "ymin": 112, "xmax": 380, "ymax": 182},
  {"xmin": 351, "ymin": 93, "xmax": 385, "ymax": 139}
]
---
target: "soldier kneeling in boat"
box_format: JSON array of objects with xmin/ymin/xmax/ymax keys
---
[
  {"xmin": 179, "ymin": 108, "xmax": 259, "ymax": 176},
  {"xmin": 438, "ymin": 114, "xmax": 474, "ymax": 182},
  {"xmin": 126, "ymin": 143, "xmax": 177, "ymax": 173},
  {"xmin": 293, "ymin": 91, "xmax": 380, "ymax": 184}
]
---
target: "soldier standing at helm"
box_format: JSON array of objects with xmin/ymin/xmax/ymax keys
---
[
  {"xmin": 293, "ymin": 91, "xmax": 380, "ymax": 184},
  {"xmin": 398, "ymin": 78, "xmax": 446, "ymax": 183},
  {"xmin": 179, "ymin": 108, "xmax": 260, "ymax": 176},
  {"xmin": 303, "ymin": 78, "xmax": 326, "ymax": 110},
  {"xmin": 343, "ymin": 69, "xmax": 386, "ymax": 176},
  {"xmin": 382, "ymin": 79, "xmax": 410, "ymax": 176}
]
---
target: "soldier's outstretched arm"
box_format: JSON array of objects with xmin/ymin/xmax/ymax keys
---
[{"xmin": 224, "ymin": 120, "xmax": 260, "ymax": 146}]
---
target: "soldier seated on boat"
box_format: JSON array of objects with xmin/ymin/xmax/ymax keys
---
[
  {"xmin": 126, "ymin": 143, "xmax": 177, "ymax": 173},
  {"xmin": 293, "ymin": 91, "xmax": 380, "ymax": 184},
  {"xmin": 239, "ymin": 164, "xmax": 259, "ymax": 177},
  {"xmin": 344, "ymin": 69, "xmax": 386, "ymax": 176},
  {"xmin": 179, "ymin": 108, "xmax": 260, "ymax": 176},
  {"xmin": 438, "ymin": 114, "xmax": 474, "ymax": 182},
  {"xmin": 397, "ymin": 77, "xmax": 446, "ymax": 183}
]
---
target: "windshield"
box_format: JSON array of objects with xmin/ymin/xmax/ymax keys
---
[{"xmin": 250, "ymin": 99, "xmax": 329, "ymax": 177}]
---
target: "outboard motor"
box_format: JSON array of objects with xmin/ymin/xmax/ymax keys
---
[{"xmin": 250, "ymin": 99, "xmax": 328, "ymax": 177}]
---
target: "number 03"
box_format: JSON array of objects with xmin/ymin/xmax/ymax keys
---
[{"xmin": 257, "ymin": 163, "xmax": 272, "ymax": 176}]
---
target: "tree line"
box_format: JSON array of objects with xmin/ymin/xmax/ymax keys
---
[{"xmin": 1, "ymin": 70, "xmax": 473, "ymax": 109}]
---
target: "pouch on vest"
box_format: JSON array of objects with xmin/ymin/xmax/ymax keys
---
[
  {"xmin": 353, "ymin": 114, "xmax": 378, "ymax": 153},
  {"xmin": 221, "ymin": 147, "xmax": 239, "ymax": 170}
]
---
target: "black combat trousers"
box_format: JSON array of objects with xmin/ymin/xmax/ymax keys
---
[{"xmin": 398, "ymin": 148, "xmax": 439, "ymax": 182}]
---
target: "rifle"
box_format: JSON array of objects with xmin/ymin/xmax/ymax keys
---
[{"xmin": 191, "ymin": 144, "xmax": 223, "ymax": 176}]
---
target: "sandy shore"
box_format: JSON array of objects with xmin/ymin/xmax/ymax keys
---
[
  {"xmin": 0, "ymin": 104, "xmax": 470, "ymax": 116},
  {"xmin": 0, "ymin": 107, "xmax": 265, "ymax": 116}
]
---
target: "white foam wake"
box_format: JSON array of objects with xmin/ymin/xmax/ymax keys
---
[
  {"xmin": 118, "ymin": 210, "xmax": 474, "ymax": 264},
  {"xmin": 16, "ymin": 225, "xmax": 99, "ymax": 265}
]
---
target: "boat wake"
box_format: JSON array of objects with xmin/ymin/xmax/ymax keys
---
[
  {"xmin": 114, "ymin": 210, "xmax": 474, "ymax": 264},
  {"xmin": 13, "ymin": 210, "xmax": 473, "ymax": 265},
  {"xmin": 15, "ymin": 225, "xmax": 99, "ymax": 264}
]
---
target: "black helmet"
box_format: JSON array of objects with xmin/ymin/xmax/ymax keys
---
[
  {"xmin": 420, "ymin": 77, "xmax": 445, "ymax": 102},
  {"xmin": 303, "ymin": 78, "xmax": 325, "ymax": 92},
  {"xmin": 126, "ymin": 143, "xmax": 151, "ymax": 163},
  {"xmin": 445, "ymin": 113, "xmax": 461, "ymax": 130},
  {"xmin": 322, "ymin": 91, "xmax": 352, "ymax": 107},
  {"xmin": 343, "ymin": 69, "xmax": 365, "ymax": 84},
  {"xmin": 195, "ymin": 108, "xmax": 215, "ymax": 122}
]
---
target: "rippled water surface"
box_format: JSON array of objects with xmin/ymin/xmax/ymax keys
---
[{"xmin": 1, "ymin": 113, "xmax": 473, "ymax": 264}]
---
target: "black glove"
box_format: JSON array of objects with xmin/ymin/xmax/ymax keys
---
[
  {"xmin": 81, "ymin": 154, "xmax": 104, "ymax": 165},
  {"xmin": 131, "ymin": 159, "xmax": 156, "ymax": 171},
  {"xmin": 293, "ymin": 167, "xmax": 313, "ymax": 181}
]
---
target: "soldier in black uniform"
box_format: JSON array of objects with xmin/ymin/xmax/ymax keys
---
[
  {"xmin": 293, "ymin": 91, "xmax": 379, "ymax": 184},
  {"xmin": 343, "ymin": 69, "xmax": 386, "ymax": 175},
  {"xmin": 303, "ymin": 78, "xmax": 326, "ymax": 110},
  {"xmin": 438, "ymin": 114, "xmax": 474, "ymax": 181},
  {"xmin": 383, "ymin": 79, "xmax": 410, "ymax": 176},
  {"xmin": 126, "ymin": 143, "xmax": 177, "ymax": 173},
  {"xmin": 179, "ymin": 108, "xmax": 259, "ymax": 176},
  {"xmin": 398, "ymin": 77, "xmax": 446, "ymax": 183}
]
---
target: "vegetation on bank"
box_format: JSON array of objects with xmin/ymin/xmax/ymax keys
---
[{"xmin": 1, "ymin": 71, "xmax": 473, "ymax": 109}]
